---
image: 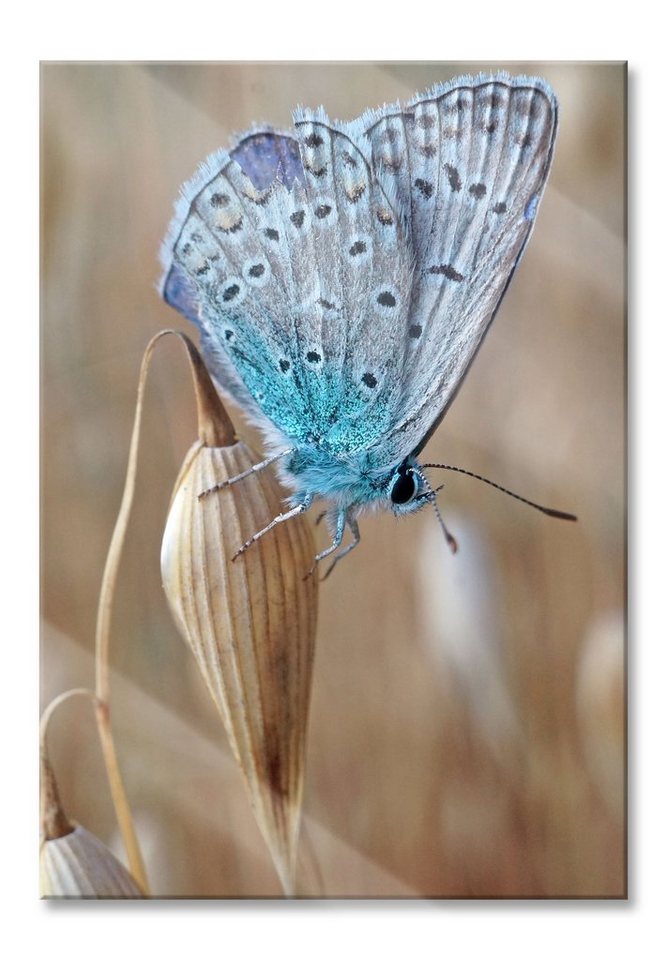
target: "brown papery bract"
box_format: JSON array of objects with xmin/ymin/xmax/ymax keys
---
[{"xmin": 161, "ymin": 357, "xmax": 318, "ymax": 896}]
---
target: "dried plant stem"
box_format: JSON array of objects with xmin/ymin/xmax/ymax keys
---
[
  {"xmin": 39, "ymin": 687, "xmax": 97, "ymax": 747},
  {"xmin": 92, "ymin": 701, "xmax": 147, "ymax": 891},
  {"xmin": 94, "ymin": 328, "xmax": 220, "ymax": 896}
]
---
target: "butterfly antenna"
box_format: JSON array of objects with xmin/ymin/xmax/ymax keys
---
[
  {"xmin": 422, "ymin": 463, "xmax": 577, "ymax": 522},
  {"xmin": 414, "ymin": 468, "xmax": 458, "ymax": 554}
]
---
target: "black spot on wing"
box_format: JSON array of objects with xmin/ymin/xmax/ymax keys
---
[
  {"xmin": 304, "ymin": 161, "xmax": 327, "ymax": 178},
  {"xmin": 219, "ymin": 217, "xmax": 243, "ymax": 234},
  {"xmin": 414, "ymin": 178, "xmax": 434, "ymax": 199},
  {"xmin": 444, "ymin": 164, "xmax": 462, "ymax": 192},
  {"xmin": 469, "ymin": 183, "xmax": 487, "ymax": 199},
  {"xmin": 427, "ymin": 264, "xmax": 464, "ymax": 282},
  {"xmin": 222, "ymin": 283, "xmax": 240, "ymax": 300}
]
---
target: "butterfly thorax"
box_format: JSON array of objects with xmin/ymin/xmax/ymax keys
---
[
  {"xmin": 274, "ymin": 440, "xmax": 433, "ymax": 521},
  {"xmin": 280, "ymin": 443, "xmax": 396, "ymax": 511}
]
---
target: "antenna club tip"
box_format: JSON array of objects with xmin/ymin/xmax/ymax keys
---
[{"xmin": 546, "ymin": 509, "xmax": 578, "ymax": 522}]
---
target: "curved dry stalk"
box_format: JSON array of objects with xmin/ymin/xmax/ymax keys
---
[
  {"xmin": 39, "ymin": 687, "xmax": 97, "ymax": 747},
  {"xmin": 40, "ymin": 689, "xmax": 96, "ymax": 841},
  {"xmin": 93, "ymin": 328, "xmax": 227, "ymax": 896},
  {"xmin": 95, "ymin": 328, "xmax": 230, "ymax": 701}
]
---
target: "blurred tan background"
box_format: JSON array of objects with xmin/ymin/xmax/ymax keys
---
[{"xmin": 41, "ymin": 62, "xmax": 625, "ymax": 897}]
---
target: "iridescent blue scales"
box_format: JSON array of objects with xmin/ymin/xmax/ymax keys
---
[{"xmin": 160, "ymin": 73, "xmax": 559, "ymax": 575}]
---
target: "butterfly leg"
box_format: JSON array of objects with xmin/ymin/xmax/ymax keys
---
[
  {"xmin": 198, "ymin": 447, "xmax": 294, "ymax": 500},
  {"xmin": 232, "ymin": 494, "xmax": 313, "ymax": 560},
  {"xmin": 320, "ymin": 517, "xmax": 361, "ymax": 581},
  {"xmin": 303, "ymin": 509, "xmax": 347, "ymax": 580}
]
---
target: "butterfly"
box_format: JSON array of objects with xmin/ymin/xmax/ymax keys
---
[{"xmin": 160, "ymin": 72, "xmax": 573, "ymax": 577}]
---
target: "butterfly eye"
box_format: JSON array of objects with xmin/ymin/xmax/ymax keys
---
[{"xmin": 389, "ymin": 469, "xmax": 418, "ymax": 506}]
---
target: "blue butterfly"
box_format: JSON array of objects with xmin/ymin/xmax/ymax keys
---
[{"xmin": 160, "ymin": 72, "xmax": 574, "ymax": 577}]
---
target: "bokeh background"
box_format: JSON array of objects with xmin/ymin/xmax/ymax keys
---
[{"xmin": 41, "ymin": 62, "xmax": 625, "ymax": 897}]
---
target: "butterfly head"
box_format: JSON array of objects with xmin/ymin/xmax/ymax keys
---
[{"xmin": 387, "ymin": 459, "xmax": 431, "ymax": 516}]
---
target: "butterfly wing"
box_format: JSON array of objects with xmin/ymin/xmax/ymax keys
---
[
  {"xmin": 160, "ymin": 74, "xmax": 557, "ymax": 476},
  {"xmin": 161, "ymin": 128, "xmax": 311, "ymax": 426},
  {"xmin": 346, "ymin": 73, "xmax": 558, "ymax": 465},
  {"xmin": 160, "ymin": 126, "xmax": 414, "ymax": 452},
  {"xmin": 229, "ymin": 129, "xmax": 304, "ymax": 189},
  {"xmin": 161, "ymin": 129, "xmax": 303, "ymax": 332}
]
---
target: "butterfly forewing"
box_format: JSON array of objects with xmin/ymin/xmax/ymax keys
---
[{"xmin": 353, "ymin": 75, "xmax": 557, "ymax": 464}]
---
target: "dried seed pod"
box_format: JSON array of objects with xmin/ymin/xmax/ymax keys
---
[
  {"xmin": 40, "ymin": 825, "xmax": 144, "ymax": 898},
  {"xmin": 161, "ymin": 367, "xmax": 318, "ymax": 894},
  {"xmin": 40, "ymin": 753, "xmax": 142, "ymax": 898}
]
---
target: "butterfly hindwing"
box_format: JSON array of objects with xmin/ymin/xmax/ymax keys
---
[
  {"xmin": 161, "ymin": 125, "xmax": 414, "ymax": 453},
  {"xmin": 230, "ymin": 130, "xmax": 304, "ymax": 189},
  {"xmin": 161, "ymin": 132, "xmax": 311, "ymax": 428}
]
